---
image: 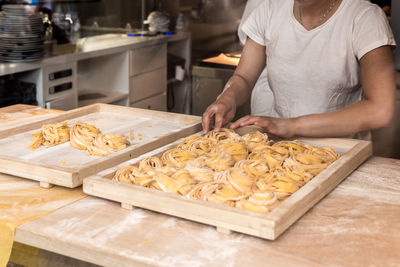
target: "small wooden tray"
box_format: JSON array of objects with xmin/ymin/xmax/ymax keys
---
[
  {"xmin": 0, "ymin": 104, "xmax": 202, "ymax": 188},
  {"xmin": 83, "ymin": 130, "xmax": 372, "ymax": 240}
]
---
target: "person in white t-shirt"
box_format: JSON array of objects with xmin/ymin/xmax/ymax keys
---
[
  {"xmin": 202, "ymin": 0, "xmax": 396, "ymax": 139},
  {"xmin": 239, "ymin": 0, "xmax": 274, "ymax": 117}
]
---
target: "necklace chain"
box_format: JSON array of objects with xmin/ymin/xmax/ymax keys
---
[{"xmin": 299, "ymin": 0, "xmax": 339, "ymax": 29}]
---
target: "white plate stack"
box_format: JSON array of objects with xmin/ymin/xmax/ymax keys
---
[{"xmin": 0, "ymin": 5, "xmax": 44, "ymax": 62}]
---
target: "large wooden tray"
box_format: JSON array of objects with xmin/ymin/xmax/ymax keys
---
[
  {"xmin": 83, "ymin": 130, "xmax": 372, "ymax": 240},
  {"xmin": 0, "ymin": 104, "xmax": 202, "ymax": 188}
]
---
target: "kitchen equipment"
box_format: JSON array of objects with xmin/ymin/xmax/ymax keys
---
[
  {"xmin": 0, "ymin": 5, "xmax": 44, "ymax": 62},
  {"xmin": 0, "ymin": 103, "xmax": 201, "ymax": 188},
  {"xmin": 83, "ymin": 129, "xmax": 372, "ymax": 240},
  {"xmin": 192, "ymin": 55, "xmax": 250, "ymax": 120},
  {"xmin": 41, "ymin": 62, "xmax": 78, "ymax": 110},
  {"xmin": 44, "ymin": 93, "xmax": 77, "ymax": 110},
  {"xmin": 0, "ymin": 75, "xmax": 37, "ymax": 108}
]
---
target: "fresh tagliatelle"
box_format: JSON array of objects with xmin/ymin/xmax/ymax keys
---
[
  {"xmin": 113, "ymin": 128, "xmax": 340, "ymax": 214},
  {"xmin": 69, "ymin": 122, "xmax": 101, "ymax": 151},
  {"xmin": 86, "ymin": 133, "xmax": 130, "ymax": 156},
  {"xmin": 29, "ymin": 122, "xmax": 70, "ymax": 150},
  {"xmin": 29, "ymin": 121, "xmax": 130, "ymax": 156}
]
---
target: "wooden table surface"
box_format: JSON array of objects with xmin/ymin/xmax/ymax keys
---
[
  {"xmin": 2, "ymin": 105, "xmax": 400, "ymax": 267},
  {"xmin": 0, "ymin": 104, "xmax": 61, "ymax": 131}
]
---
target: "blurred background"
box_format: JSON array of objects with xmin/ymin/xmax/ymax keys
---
[{"xmin": 0, "ymin": 0, "xmax": 399, "ymax": 159}]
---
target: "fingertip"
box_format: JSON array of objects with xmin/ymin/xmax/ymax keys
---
[
  {"xmin": 214, "ymin": 122, "xmax": 221, "ymax": 131},
  {"xmin": 202, "ymin": 113, "xmax": 212, "ymax": 133},
  {"xmin": 231, "ymin": 119, "xmax": 241, "ymax": 129},
  {"xmin": 239, "ymin": 121, "xmax": 247, "ymax": 127},
  {"xmin": 214, "ymin": 116, "xmax": 223, "ymax": 129},
  {"xmin": 201, "ymin": 124, "xmax": 207, "ymax": 134}
]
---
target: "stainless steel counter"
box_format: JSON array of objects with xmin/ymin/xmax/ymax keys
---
[{"xmin": 0, "ymin": 32, "xmax": 190, "ymax": 77}]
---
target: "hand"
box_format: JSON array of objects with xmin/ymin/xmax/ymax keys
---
[
  {"xmin": 202, "ymin": 96, "xmax": 236, "ymax": 133},
  {"xmin": 230, "ymin": 115, "xmax": 296, "ymax": 139}
]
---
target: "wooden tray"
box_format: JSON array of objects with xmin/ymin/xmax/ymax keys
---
[
  {"xmin": 0, "ymin": 104, "xmax": 202, "ymax": 188},
  {"xmin": 83, "ymin": 129, "xmax": 372, "ymax": 240}
]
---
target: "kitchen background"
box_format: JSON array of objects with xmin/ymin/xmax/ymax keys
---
[
  {"xmin": 0, "ymin": 0, "xmax": 399, "ymax": 159},
  {"xmin": 0, "ymin": 0, "xmax": 396, "ymax": 61},
  {"xmin": 60, "ymin": 0, "xmax": 247, "ymax": 60}
]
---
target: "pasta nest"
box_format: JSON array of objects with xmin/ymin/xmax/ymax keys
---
[
  {"xmin": 241, "ymin": 131, "xmax": 270, "ymax": 152},
  {"xmin": 204, "ymin": 128, "xmax": 240, "ymax": 143},
  {"xmin": 138, "ymin": 156, "xmax": 163, "ymax": 172},
  {"xmin": 234, "ymin": 159, "xmax": 269, "ymax": 177},
  {"xmin": 112, "ymin": 128, "xmax": 340, "ymax": 214},
  {"xmin": 217, "ymin": 141, "xmax": 248, "ymax": 162},
  {"xmin": 29, "ymin": 122, "xmax": 70, "ymax": 150},
  {"xmin": 248, "ymin": 151, "xmax": 284, "ymax": 170},
  {"xmin": 236, "ymin": 190, "xmax": 279, "ymax": 213},
  {"xmin": 177, "ymin": 136, "xmax": 215, "ymax": 155},
  {"xmin": 86, "ymin": 133, "xmax": 130, "ymax": 156},
  {"xmin": 171, "ymin": 169, "xmax": 196, "ymax": 195},
  {"xmin": 208, "ymin": 183, "xmax": 248, "ymax": 205},
  {"xmin": 185, "ymin": 166, "xmax": 215, "ymax": 182},
  {"xmin": 29, "ymin": 121, "xmax": 131, "ymax": 156},
  {"xmin": 186, "ymin": 181, "xmax": 225, "ymax": 201},
  {"xmin": 222, "ymin": 168, "xmax": 255, "ymax": 194},
  {"xmin": 161, "ymin": 148, "xmax": 197, "ymax": 168},
  {"xmin": 113, "ymin": 166, "xmax": 153, "ymax": 187},
  {"xmin": 70, "ymin": 122, "xmax": 101, "ymax": 150},
  {"xmin": 204, "ymin": 151, "xmax": 235, "ymax": 172}
]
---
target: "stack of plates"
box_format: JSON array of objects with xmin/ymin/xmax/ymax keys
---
[{"xmin": 0, "ymin": 5, "xmax": 44, "ymax": 62}]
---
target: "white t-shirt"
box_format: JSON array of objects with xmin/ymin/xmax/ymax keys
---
[
  {"xmin": 239, "ymin": 0, "xmax": 265, "ymax": 44},
  {"xmin": 239, "ymin": 0, "xmax": 274, "ymax": 116},
  {"xmin": 241, "ymin": 0, "xmax": 396, "ymax": 119}
]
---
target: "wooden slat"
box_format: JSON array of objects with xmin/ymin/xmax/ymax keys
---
[
  {"xmin": 83, "ymin": 130, "xmax": 372, "ymax": 240},
  {"xmin": 77, "ymin": 125, "xmax": 203, "ymax": 180},
  {"xmin": 97, "ymin": 103, "xmax": 200, "ymax": 125},
  {"xmin": 267, "ymin": 140, "xmax": 372, "ymax": 238},
  {"xmin": 14, "ymin": 197, "xmax": 321, "ymax": 267},
  {"xmin": 0, "ymin": 105, "xmax": 62, "ymax": 132},
  {"xmin": 0, "ymin": 104, "xmax": 202, "ymax": 188},
  {"xmin": 13, "ymin": 157, "xmax": 400, "ymax": 266},
  {"xmin": 0, "ymin": 155, "xmax": 78, "ymax": 187},
  {"xmin": 84, "ymin": 175, "xmax": 276, "ymax": 239},
  {"xmin": 0, "ymin": 104, "xmax": 100, "ymax": 140}
]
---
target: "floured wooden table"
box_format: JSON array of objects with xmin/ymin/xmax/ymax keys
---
[
  {"xmin": 0, "ymin": 104, "xmax": 61, "ymax": 131},
  {"xmin": 2, "ymin": 105, "xmax": 400, "ymax": 266}
]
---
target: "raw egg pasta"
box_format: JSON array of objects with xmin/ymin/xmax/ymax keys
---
[
  {"xmin": 86, "ymin": 133, "xmax": 130, "ymax": 156},
  {"xmin": 113, "ymin": 128, "xmax": 339, "ymax": 214},
  {"xmin": 69, "ymin": 122, "xmax": 101, "ymax": 151},
  {"xmin": 30, "ymin": 121, "xmax": 130, "ymax": 156},
  {"xmin": 29, "ymin": 122, "xmax": 70, "ymax": 150}
]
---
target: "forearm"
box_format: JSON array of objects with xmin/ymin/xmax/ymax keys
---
[
  {"xmin": 217, "ymin": 37, "xmax": 266, "ymax": 108},
  {"xmin": 294, "ymin": 45, "xmax": 396, "ymax": 138},
  {"xmin": 217, "ymin": 74, "xmax": 253, "ymax": 108},
  {"xmin": 292, "ymin": 99, "xmax": 395, "ymax": 137}
]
